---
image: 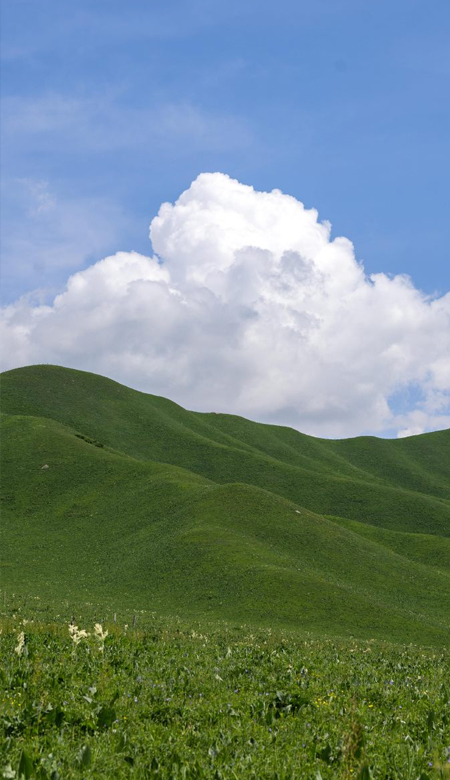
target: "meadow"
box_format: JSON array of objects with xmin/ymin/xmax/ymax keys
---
[
  {"xmin": 1, "ymin": 600, "xmax": 450, "ymax": 780},
  {"xmin": 0, "ymin": 600, "xmax": 450, "ymax": 780},
  {"xmin": 2, "ymin": 365, "xmax": 450, "ymax": 777}
]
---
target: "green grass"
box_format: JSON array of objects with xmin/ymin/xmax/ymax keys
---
[
  {"xmin": 1, "ymin": 608, "xmax": 450, "ymax": 779},
  {"xmin": 1, "ymin": 364, "xmax": 450, "ymax": 645}
]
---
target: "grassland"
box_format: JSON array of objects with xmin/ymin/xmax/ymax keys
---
[
  {"xmin": 2, "ymin": 364, "xmax": 450, "ymax": 778},
  {"xmin": 1, "ymin": 364, "xmax": 450, "ymax": 645},
  {"xmin": 1, "ymin": 605, "xmax": 450, "ymax": 780}
]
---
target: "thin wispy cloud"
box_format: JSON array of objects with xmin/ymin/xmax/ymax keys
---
[
  {"xmin": 1, "ymin": 179, "xmax": 130, "ymax": 302},
  {"xmin": 1, "ymin": 93, "xmax": 252, "ymax": 155},
  {"xmin": 1, "ymin": 0, "xmax": 351, "ymax": 60}
]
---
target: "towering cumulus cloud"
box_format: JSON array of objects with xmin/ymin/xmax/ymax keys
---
[{"xmin": 2, "ymin": 173, "xmax": 450, "ymax": 437}]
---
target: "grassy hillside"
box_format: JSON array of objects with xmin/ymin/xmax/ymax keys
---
[{"xmin": 1, "ymin": 364, "xmax": 450, "ymax": 644}]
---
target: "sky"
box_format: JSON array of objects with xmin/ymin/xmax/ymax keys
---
[{"xmin": 1, "ymin": 0, "xmax": 449, "ymax": 438}]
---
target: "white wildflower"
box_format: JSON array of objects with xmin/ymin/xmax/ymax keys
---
[
  {"xmin": 15, "ymin": 631, "xmax": 25, "ymax": 656},
  {"xmin": 68, "ymin": 624, "xmax": 89, "ymax": 645},
  {"xmin": 94, "ymin": 623, "xmax": 108, "ymax": 651},
  {"xmin": 94, "ymin": 623, "xmax": 108, "ymax": 641}
]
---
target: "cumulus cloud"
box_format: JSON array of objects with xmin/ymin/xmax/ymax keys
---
[{"xmin": 1, "ymin": 173, "xmax": 449, "ymax": 437}]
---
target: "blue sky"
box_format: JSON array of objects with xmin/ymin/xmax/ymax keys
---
[
  {"xmin": 3, "ymin": 0, "xmax": 449, "ymax": 299},
  {"xmin": 1, "ymin": 0, "xmax": 449, "ymax": 437}
]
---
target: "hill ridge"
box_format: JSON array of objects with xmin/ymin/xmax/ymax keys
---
[{"xmin": 1, "ymin": 363, "xmax": 449, "ymax": 644}]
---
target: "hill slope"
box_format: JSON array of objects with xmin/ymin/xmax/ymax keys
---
[{"xmin": 1, "ymin": 364, "xmax": 450, "ymax": 643}]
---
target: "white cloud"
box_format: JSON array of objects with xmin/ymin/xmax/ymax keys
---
[
  {"xmin": 1, "ymin": 172, "xmax": 449, "ymax": 438},
  {"xmin": 396, "ymin": 409, "xmax": 450, "ymax": 439}
]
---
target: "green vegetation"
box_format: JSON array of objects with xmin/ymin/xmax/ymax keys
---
[
  {"xmin": 1, "ymin": 608, "xmax": 450, "ymax": 779},
  {"xmin": 2, "ymin": 364, "xmax": 450, "ymax": 778},
  {"xmin": 1, "ymin": 364, "xmax": 450, "ymax": 644}
]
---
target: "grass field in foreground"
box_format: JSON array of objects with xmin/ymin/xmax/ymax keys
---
[
  {"xmin": 1, "ymin": 364, "xmax": 450, "ymax": 644},
  {"xmin": 1, "ymin": 603, "xmax": 450, "ymax": 780}
]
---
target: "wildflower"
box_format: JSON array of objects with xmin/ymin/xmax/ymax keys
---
[
  {"xmin": 94, "ymin": 623, "xmax": 108, "ymax": 651},
  {"xmin": 94, "ymin": 623, "xmax": 108, "ymax": 641},
  {"xmin": 69, "ymin": 624, "xmax": 89, "ymax": 645},
  {"xmin": 15, "ymin": 632, "xmax": 25, "ymax": 656}
]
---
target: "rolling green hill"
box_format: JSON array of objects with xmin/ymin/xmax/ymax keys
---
[{"xmin": 1, "ymin": 364, "xmax": 450, "ymax": 644}]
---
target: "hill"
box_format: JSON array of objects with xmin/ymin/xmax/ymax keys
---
[{"xmin": 1, "ymin": 364, "xmax": 450, "ymax": 644}]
